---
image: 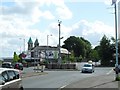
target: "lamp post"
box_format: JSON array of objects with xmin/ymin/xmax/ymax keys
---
[
  {"xmin": 58, "ymin": 20, "xmax": 62, "ymax": 64},
  {"xmin": 46, "ymin": 34, "xmax": 52, "ymax": 62},
  {"xmin": 47, "ymin": 35, "xmax": 52, "ymax": 47},
  {"xmin": 23, "ymin": 38, "xmax": 25, "ymax": 52},
  {"xmin": 19, "ymin": 38, "xmax": 25, "ymax": 53},
  {"xmin": 19, "ymin": 38, "xmax": 22, "ymax": 54},
  {"xmin": 112, "ymin": 0, "xmax": 119, "ymax": 80}
]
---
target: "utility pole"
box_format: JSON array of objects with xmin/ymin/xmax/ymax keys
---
[
  {"xmin": 112, "ymin": 0, "xmax": 119, "ymax": 80},
  {"xmin": 58, "ymin": 20, "xmax": 62, "ymax": 64}
]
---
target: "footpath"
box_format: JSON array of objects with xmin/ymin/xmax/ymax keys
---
[{"xmin": 61, "ymin": 73, "xmax": 119, "ymax": 90}]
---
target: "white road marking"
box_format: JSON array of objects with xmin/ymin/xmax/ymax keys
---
[
  {"xmin": 106, "ymin": 69, "xmax": 114, "ymax": 75},
  {"xmin": 60, "ymin": 85, "xmax": 67, "ymax": 89}
]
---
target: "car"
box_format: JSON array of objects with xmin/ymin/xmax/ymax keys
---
[
  {"xmin": 81, "ymin": 63, "xmax": 94, "ymax": 73},
  {"xmin": 1, "ymin": 62, "xmax": 13, "ymax": 68},
  {"xmin": 0, "ymin": 68, "xmax": 23, "ymax": 90},
  {"xmin": 14, "ymin": 63, "xmax": 23, "ymax": 70}
]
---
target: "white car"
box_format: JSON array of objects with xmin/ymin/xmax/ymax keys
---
[
  {"xmin": 0, "ymin": 68, "xmax": 23, "ymax": 90},
  {"xmin": 81, "ymin": 63, "xmax": 94, "ymax": 73}
]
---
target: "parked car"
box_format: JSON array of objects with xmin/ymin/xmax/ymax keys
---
[
  {"xmin": 14, "ymin": 63, "xmax": 23, "ymax": 70},
  {"xmin": 0, "ymin": 68, "xmax": 23, "ymax": 90},
  {"xmin": 81, "ymin": 63, "xmax": 94, "ymax": 73},
  {"xmin": 1, "ymin": 62, "xmax": 13, "ymax": 68}
]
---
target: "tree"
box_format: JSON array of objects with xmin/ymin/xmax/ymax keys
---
[
  {"xmin": 13, "ymin": 52, "xmax": 20, "ymax": 63},
  {"xmin": 99, "ymin": 35, "xmax": 114, "ymax": 66},
  {"xmin": 62, "ymin": 36, "xmax": 84, "ymax": 57},
  {"xmin": 19, "ymin": 52, "xmax": 27, "ymax": 63},
  {"xmin": 80, "ymin": 37, "xmax": 92, "ymax": 59},
  {"xmin": 62, "ymin": 36, "xmax": 92, "ymax": 61},
  {"xmin": 69, "ymin": 50, "xmax": 75, "ymax": 62},
  {"xmin": 89, "ymin": 49, "xmax": 99, "ymax": 62}
]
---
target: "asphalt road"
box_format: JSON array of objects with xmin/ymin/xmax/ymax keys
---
[{"xmin": 22, "ymin": 67, "xmax": 114, "ymax": 88}]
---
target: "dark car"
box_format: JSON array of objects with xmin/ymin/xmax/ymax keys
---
[
  {"xmin": 1, "ymin": 62, "xmax": 13, "ymax": 68},
  {"xmin": 14, "ymin": 63, "xmax": 23, "ymax": 70}
]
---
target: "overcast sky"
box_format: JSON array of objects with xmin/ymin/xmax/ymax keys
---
[{"xmin": 0, "ymin": 0, "xmax": 120, "ymax": 57}]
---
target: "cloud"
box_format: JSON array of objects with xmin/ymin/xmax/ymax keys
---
[
  {"xmin": 70, "ymin": 20, "xmax": 114, "ymax": 46},
  {"xmin": 0, "ymin": 0, "xmax": 115, "ymax": 57},
  {"xmin": 42, "ymin": 11, "xmax": 55, "ymax": 20},
  {"xmin": 56, "ymin": 7, "xmax": 72, "ymax": 20}
]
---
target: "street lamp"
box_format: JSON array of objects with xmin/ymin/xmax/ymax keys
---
[
  {"xmin": 46, "ymin": 34, "xmax": 52, "ymax": 61},
  {"xmin": 112, "ymin": 0, "xmax": 119, "ymax": 80},
  {"xmin": 19, "ymin": 38, "xmax": 26, "ymax": 53},
  {"xmin": 47, "ymin": 34, "xmax": 52, "ymax": 47},
  {"xmin": 23, "ymin": 38, "xmax": 25, "ymax": 52},
  {"xmin": 58, "ymin": 20, "xmax": 62, "ymax": 64},
  {"xmin": 19, "ymin": 38, "xmax": 22, "ymax": 54}
]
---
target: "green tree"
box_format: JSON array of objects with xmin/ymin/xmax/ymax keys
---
[
  {"xmin": 99, "ymin": 35, "xmax": 113, "ymax": 66},
  {"xmin": 80, "ymin": 37, "xmax": 92, "ymax": 59},
  {"xmin": 69, "ymin": 50, "xmax": 75, "ymax": 62},
  {"xmin": 90, "ymin": 49, "xmax": 99, "ymax": 62},
  {"xmin": 62, "ymin": 36, "xmax": 84, "ymax": 57},
  {"xmin": 13, "ymin": 52, "xmax": 20, "ymax": 63},
  {"xmin": 62, "ymin": 36, "xmax": 92, "ymax": 60}
]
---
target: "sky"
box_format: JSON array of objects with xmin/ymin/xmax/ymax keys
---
[{"xmin": 0, "ymin": 0, "xmax": 120, "ymax": 57}]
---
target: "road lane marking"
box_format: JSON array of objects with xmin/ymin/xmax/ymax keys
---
[
  {"xmin": 59, "ymin": 85, "xmax": 67, "ymax": 89},
  {"xmin": 106, "ymin": 69, "xmax": 114, "ymax": 75}
]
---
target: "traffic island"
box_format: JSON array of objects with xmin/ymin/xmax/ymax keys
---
[
  {"xmin": 115, "ymin": 75, "xmax": 120, "ymax": 81},
  {"xmin": 114, "ymin": 66, "xmax": 120, "ymax": 81},
  {"xmin": 21, "ymin": 72, "xmax": 48, "ymax": 78}
]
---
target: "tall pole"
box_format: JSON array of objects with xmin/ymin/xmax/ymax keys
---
[
  {"xmin": 114, "ymin": 2, "xmax": 119, "ymax": 67},
  {"xmin": 19, "ymin": 38, "xmax": 22, "ymax": 53},
  {"xmin": 58, "ymin": 20, "xmax": 62, "ymax": 64},
  {"xmin": 112, "ymin": 0, "xmax": 119, "ymax": 80},
  {"xmin": 46, "ymin": 34, "xmax": 52, "ymax": 62},
  {"xmin": 23, "ymin": 38, "xmax": 25, "ymax": 52},
  {"xmin": 47, "ymin": 35, "xmax": 49, "ymax": 47},
  {"xmin": 112, "ymin": 1, "xmax": 119, "ymax": 67}
]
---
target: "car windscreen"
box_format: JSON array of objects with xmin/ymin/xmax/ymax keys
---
[{"xmin": 84, "ymin": 64, "xmax": 92, "ymax": 67}]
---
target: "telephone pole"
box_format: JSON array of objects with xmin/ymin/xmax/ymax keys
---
[{"xmin": 112, "ymin": 0, "xmax": 119, "ymax": 80}]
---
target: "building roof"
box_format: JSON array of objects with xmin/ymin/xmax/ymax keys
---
[
  {"xmin": 34, "ymin": 38, "xmax": 39, "ymax": 46},
  {"xmin": 28, "ymin": 37, "xmax": 33, "ymax": 44},
  {"xmin": 60, "ymin": 48, "xmax": 71, "ymax": 54},
  {"xmin": 32, "ymin": 46, "xmax": 70, "ymax": 54}
]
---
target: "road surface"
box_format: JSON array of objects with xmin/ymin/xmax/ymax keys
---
[{"xmin": 22, "ymin": 67, "xmax": 114, "ymax": 89}]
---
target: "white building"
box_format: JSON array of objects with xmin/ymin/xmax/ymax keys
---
[{"xmin": 27, "ymin": 37, "xmax": 70, "ymax": 63}]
